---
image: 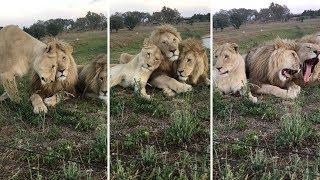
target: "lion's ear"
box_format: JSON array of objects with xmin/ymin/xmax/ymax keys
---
[
  {"xmin": 143, "ymin": 38, "xmax": 152, "ymax": 47},
  {"xmin": 45, "ymin": 44, "xmax": 56, "ymax": 54},
  {"xmin": 63, "ymin": 42, "xmax": 73, "ymax": 54},
  {"xmin": 231, "ymin": 43, "xmax": 239, "ymax": 52}
]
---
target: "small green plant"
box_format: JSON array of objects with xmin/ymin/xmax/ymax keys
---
[
  {"xmin": 63, "ymin": 162, "xmax": 82, "ymax": 180},
  {"xmin": 250, "ymin": 149, "xmax": 268, "ymax": 172},
  {"xmin": 91, "ymin": 124, "xmax": 107, "ymax": 161},
  {"xmin": 166, "ymin": 110, "xmax": 200, "ymax": 143},
  {"xmin": 140, "ymin": 145, "xmax": 156, "ymax": 166},
  {"xmin": 276, "ymin": 113, "xmax": 313, "ymax": 147}
]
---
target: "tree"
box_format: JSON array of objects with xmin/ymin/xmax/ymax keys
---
[
  {"xmin": 123, "ymin": 11, "xmax": 140, "ymax": 30},
  {"xmin": 86, "ymin": 11, "xmax": 103, "ymax": 30},
  {"xmin": 23, "ymin": 21, "xmax": 47, "ymax": 39},
  {"xmin": 268, "ymin": 2, "xmax": 290, "ymax": 21},
  {"xmin": 213, "ymin": 10, "xmax": 229, "ymax": 31},
  {"xmin": 160, "ymin": 6, "xmax": 181, "ymax": 24},
  {"xmin": 229, "ymin": 11, "xmax": 243, "ymax": 29},
  {"xmin": 258, "ymin": 8, "xmax": 271, "ymax": 22},
  {"xmin": 110, "ymin": 13, "xmax": 124, "ymax": 32}
]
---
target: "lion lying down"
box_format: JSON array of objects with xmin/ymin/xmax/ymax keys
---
[
  {"xmin": 213, "ymin": 43, "xmax": 257, "ymax": 103},
  {"xmin": 30, "ymin": 39, "xmax": 77, "ymax": 114},
  {"xmin": 77, "ymin": 53, "xmax": 108, "ymax": 103},
  {"xmin": 110, "ymin": 38, "xmax": 162, "ymax": 99},
  {"xmin": 0, "ymin": 25, "xmax": 58, "ymax": 103},
  {"xmin": 245, "ymin": 38, "xmax": 301, "ymax": 99}
]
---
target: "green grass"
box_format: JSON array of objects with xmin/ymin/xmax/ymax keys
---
[{"xmin": 0, "ymin": 30, "xmax": 107, "ymax": 178}]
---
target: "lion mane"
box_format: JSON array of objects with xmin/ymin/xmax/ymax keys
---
[
  {"xmin": 176, "ymin": 38, "xmax": 209, "ymax": 84},
  {"xmin": 77, "ymin": 53, "xmax": 107, "ymax": 98},
  {"xmin": 246, "ymin": 38, "xmax": 299, "ymax": 88},
  {"xmin": 31, "ymin": 39, "xmax": 78, "ymax": 97}
]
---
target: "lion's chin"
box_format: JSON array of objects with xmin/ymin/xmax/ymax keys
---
[
  {"xmin": 58, "ymin": 76, "xmax": 67, "ymax": 81},
  {"xmin": 168, "ymin": 55, "xmax": 179, "ymax": 61},
  {"xmin": 179, "ymin": 76, "xmax": 188, "ymax": 81},
  {"xmin": 99, "ymin": 95, "xmax": 108, "ymax": 101}
]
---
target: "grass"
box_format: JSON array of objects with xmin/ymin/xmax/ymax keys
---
[
  {"xmin": 213, "ymin": 19, "xmax": 320, "ymax": 179},
  {"xmin": 0, "ymin": 30, "xmax": 107, "ymax": 179},
  {"xmin": 110, "ymin": 22, "xmax": 210, "ymax": 179}
]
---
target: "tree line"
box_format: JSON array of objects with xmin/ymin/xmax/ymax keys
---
[
  {"xmin": 110, "ymin": 6, "xmax": 209, "ymax": 32},
  {"xmin": 213, "ymin": 2, "xmax": 319, "ymax": 31},
  {"xmin": 23, "ymin": 11, "xmax": 107, "ymax": 39}
]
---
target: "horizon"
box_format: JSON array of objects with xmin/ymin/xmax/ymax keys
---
[{"xmin": 213, "ymin": 0, "xmax": 320, "ymax": 14}]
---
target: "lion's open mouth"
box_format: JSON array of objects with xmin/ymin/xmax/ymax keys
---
[
  {"xmin": 281, "ymin": 68, "xmax": 298, "ymax": 79},
  {"xmin": 302, "ymin": 57, "xmax": 319, "ymax": 83},
  {"xmin": 220, "ymin": 70, "xmax": 229, "ymax": 75}
]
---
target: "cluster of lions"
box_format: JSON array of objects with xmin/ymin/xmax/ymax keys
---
[
  {"xmin": 213, "ymin": 33, "xmax": 320, "ymax": 102},
  {"xmin": 110, "ymin": 25, "xmax": 209, "ymax": 99},
  {"xmin": 0, "ymin": 25, "xmax": 107, "ymax": 114}
]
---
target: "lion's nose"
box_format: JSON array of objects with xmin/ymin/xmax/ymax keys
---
[
  {"xmin": 58, "ymin": 69, "xmax": 65, "ymax": 73},
  {"xmin": 178, "ymin": 70, "xmax": 183, "ymax": 74},
  {"xmin": 101, "ymin": 90, "xmax": 107, "ymax": 95},
  {"xmin": 170, "ymin": 49, "xmax": 176, "ymax": 53}
]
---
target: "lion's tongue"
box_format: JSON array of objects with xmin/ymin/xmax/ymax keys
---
[{"xmin": 303, "ymin": 64, "xmax": 312, "ymax": 83}]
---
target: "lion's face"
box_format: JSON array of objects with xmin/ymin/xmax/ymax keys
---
[
  {"xmin": 156, "ymin": 32, "xmax": 180, "ymax": 61},
  {"xmin": 140, "ymin": 44, "xmax": 162, "ymax": 71},
  {"xmin": 34, "ymin": 46, "xmax": 58, "ymax": 85},
  {"xmin": 97, "ymin": 68, "xmax": 108, "ymax": 100},
  {"xmin": 177, "ymin": 51, "xmax": 198, "ymax": 81},
  {"xmin": 297, "ymin": 43, "xmax": 320, "ymax": 83},
  {"xmin": 213, "ymin": 43, "xmax": 241, "ymax": 76},
  {"xmin": 271, "ymin": 50, "xmax": 301, "ymax": 82},
  {"xmin": 55, "ymin": 51, "xmax": 72, "ymax": 81}
]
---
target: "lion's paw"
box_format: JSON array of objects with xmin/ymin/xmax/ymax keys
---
[
  {"xmin": 44, "ymin": 96, "xmax": 57, "ymax": 107},
  {"xmin": 142, "ymin": 94, "xmax": 151, "ymax": 100},
  {"xmin": 163, "ymin": 88, "xmax": 176, "ymax": 97},
  {"xmin": 33, "ymin": 104, "xmax": 48, "ymax": 114},
  {"xmin": 250, "ymin": 96, "xmax": 258, "ymax": 103},
  {"xmin": 177, "ymin": 83, "xmax": 192, "ymax": 93},
  {"xmin": 287, "ymin": 86, "xmax": 301, "ymax": 99}
]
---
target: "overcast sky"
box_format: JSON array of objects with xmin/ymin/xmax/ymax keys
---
[
  {"xmin": 213, "ymin": 0, "xmax": 320, "ymax": 14},
  {"xmin": 0, "ymin": 0, "xmax": 107, "ymax": 27},
  {"xmin": 110, "ymin": 0, "xmax": 210, "ymax": 17}
]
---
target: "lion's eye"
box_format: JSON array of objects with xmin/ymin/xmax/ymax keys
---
[
  {"xmin": 100, "ymin": 77, "xmax": 103, "ymax": 81},
  {"xmin": 292, "ymin": 52, "xmax": 295, "ymax": 56},
  {"xmin": 225, "ymin": 55, "xmax": 229, "ymax": 59},
  {"xmin": 187, "ymin": 59, "xmax": 192, "ymax": 62},
  {"xmin": 173, "ymin": 38, "xmax": 176, "ymax": 42},
  {"xmin": 63, "ymin": 57, "xmax": 66, "ymax": 60},
  {"xmin": 147, "ymin": 52, "xmax": 150, "ymax": 57},
  {"xmin": 52, "ymin": 65, "xmax": 55, "ymax": 69},
  {"xmin": 162, "ymin": 41, "xmax": 166, "ymax": 44},
  {"xmin": 214, "ymin": 55, "xmax": 218, "ymax": 58}
]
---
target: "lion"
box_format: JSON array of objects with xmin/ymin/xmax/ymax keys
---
[
  {"xmin": 176, "ymin": 38, "xmax": 210, "ymax": 85},
  {"xmin": 294, "ymin": 36, "xmax": 320, "ymax": 86},
  {"xmin": 245, "ymin": 38, "xmax": 301, "ymax": 99},
  {"xmin": 0, "ymin": 25, "xmax": 58, "ymax": 103},
  {"xmin": 30, "ymin": 39, "xmax": 77, "ymax": 114},
  {"xmin": 110, "ymin": 38, "xmax": 162, "ymax": 99},
  {"xmin": 119, "ymin": 25, "xmax": 192, "ymax": 97},
  {"xmin": 77, "ymin": 53, "xmax": 107, "ymax": 103},
  {"xmin": 213, "ymin": 43, "xmax": 257, "ymax": 103}
]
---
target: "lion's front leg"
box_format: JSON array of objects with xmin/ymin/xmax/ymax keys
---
[
  {"xmin": 151, "ymin": 75, "xmax": 192, "ymax": 96},
  {"xmin": 30, "ymin": 93, "xmax": 48, "ymax": 114},
  {"xmin": 44, "ymin": 94, "xmax": 61, "ymax": 107},
  {"xmin": 256, "ymin": 84, "xmax": 300, "ymax": 99},
  {"xmin": 110, "ymin": 74, "xmax": 124, "ymax": 88},
  {"xmin": 139, "ymin": 84, "xmax": 151, "ymax": 100},
  {"xmin": 1, "ymin": 72, "xmax": 20, "ymax": 103}
]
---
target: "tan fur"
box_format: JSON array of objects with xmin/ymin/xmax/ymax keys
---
[
  {"xmin": 294, "ymin": 38, "xmax": 320, "ymax": 86},
  {"xmin": 246, "ymin": 38, "xmax": 301, "ymax": 99},
  {"xmin": 30, "ymin": 39, "xmax": 78, "ymax": 114},
  {"xmin": 176, "ymin": 38, "xmax": 209, "ymax": 85},
  {"xmin": 110, "ymin": 38, "xmax": 162, "ymax": 99},
  {"xmin": 117, "ymin": 25, "xmax": 192, "ymax": 96},
  {"xmin": 213, "ymin": 43, "xmax": 257, "ymax": 103},
  {"xmin": 119, "ymin": 53, "xmax": 135, "ymax": 64},
  {"xmin": 77, "ymin": 54, "xmax": 108, "ymax": 103},
  {"xmin": 0, "ymin": 25, "xmax": 59, "ymax": 103}
]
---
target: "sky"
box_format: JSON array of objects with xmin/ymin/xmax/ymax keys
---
[
  {"xmin": 0, "ymin": 0, "xmax": 107, "ymax": 27},
  {"xmin": 213, "ymin": 0, "xmax": 320, "ymax": 14},
  {"xmin": 110, "ymin": 0, "xmax": 210, "ymax": 17}
]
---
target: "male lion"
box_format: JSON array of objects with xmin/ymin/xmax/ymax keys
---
[
  {"xmin": 245, "ymin": 38, "xmax": 301, "ymax": 99},
  {"xmin": 77, "ymin": 53, "xmax": 107, "ymax": 103},
  {"xmin": 110, "ymin": 38, "xmax": 162, "ymax": 100},
  {"xmin": 176, "ymin": 38, "xmax": 210, "ymax": 85},
  {"xmin": 213, "ymin": 43, "xmax": 257, "ymax": 103},
  {"xmin": 294, "ymin": 37, "xmax": 320, "ymax": 85},
  {"xmin": 119, "ymin": 25, "xmax": 192, "ymax": 97},
  {"xmin": 30, "ymin": 39, "xmax": 77, "ymax": 114},
  {"xmin": 0, "ymin": 25, "xmax": 58, "ymax": 103}
]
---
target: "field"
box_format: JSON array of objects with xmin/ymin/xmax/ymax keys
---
[
  {"xmin": 0, "ymin": 30, "xmax": 107, "ymax": 179},
  {"xmin": 213, "ymin": 19, "xmax": 320, "ymax": 179},
  {"xmin": 110, "ymin": 22, "xmax": 211, "ymax": 179}
]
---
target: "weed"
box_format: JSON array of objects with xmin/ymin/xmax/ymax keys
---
[{"xmin": 140, "ymin": 145, "xmax": 156, "ymax": 166}]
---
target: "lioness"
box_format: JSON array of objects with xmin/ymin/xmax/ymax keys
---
[
  {"xmin": 77, "ymin": 53, "xmax": 108, "ymax": 103},
  {"xmin": 110, "ymin": 38, "xmax": 162, "ymax": 99},
  {"xmin": 213, "ymin": 43, "xmax": 257, "ymax": 103},
  {"xmin": 0, "ymin": 25, "xmax": 58, "ymax": 103},
  {"xmin": 30, "ymin": 39, "xmax": 77, "ymax": 114},
  {"xmin": 176, "ymin": 38, "xmax": 210, "ymax": 85},
  {"xmin": 245, "ymin": 38, "xmax": 301, "ymax": 99},
  {"xmin": 119, "ymin": 25, "xmax": 192, "ymax": 97}
]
